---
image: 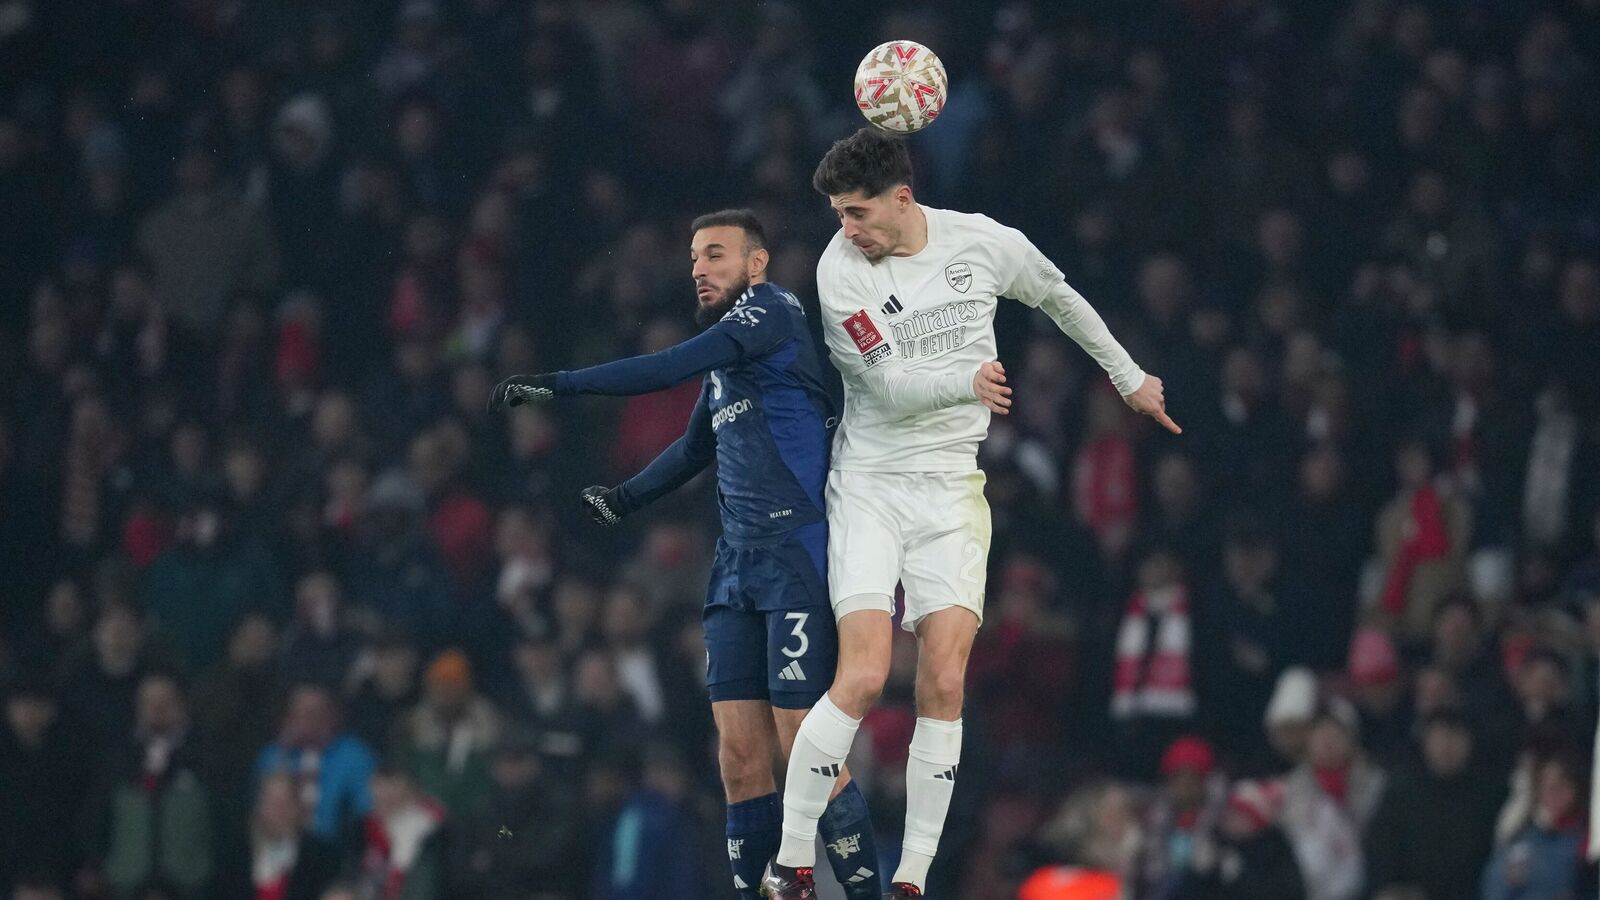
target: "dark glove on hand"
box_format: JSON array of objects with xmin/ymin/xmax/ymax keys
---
[
  {"xmin": 486, "ymin": 373, "xmax": 557, "ymax": 411},
  {"xmin": 580, "ymin": 485, "xmax": 625, "ymax": 526}
]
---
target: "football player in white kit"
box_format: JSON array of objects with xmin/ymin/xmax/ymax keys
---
[{"xmin": 764, "ymin": 128, "xmax": 1179, "ymax": 900}]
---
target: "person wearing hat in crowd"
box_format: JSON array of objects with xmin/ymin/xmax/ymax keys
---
[
  {"xmin": 1344, "ymin": 626, "xmax": 1413, "ymax": 769},
  {"xmin": 1137, "ymin": 735, "xmax": 1227, "ymax": 900},
  {"xmin": 1364, "ymin": 709, "xmax": 1503, "ymax": 900},
  {"xmin": 1176, "ymin": 778, "xmax": 1304, "ymax": 900},
  {"xmin": 1260, "ymin": 667, "xmax": 1318, "ymax": 774},
  {"xmin": 448, "ymin": 726, "xmax": 581, "ymax": 900},
  {"xmin": 1278, "ymin": 701, "xmax": 1386, "ymax": 900},
  {"xmin": 397, "ymin": 649, "xmax": 501, "ymax": 818}
]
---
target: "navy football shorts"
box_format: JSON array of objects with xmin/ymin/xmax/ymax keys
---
[{"xmin": 703, "ymin": 522, "xmax": 836, "ymax": 709}]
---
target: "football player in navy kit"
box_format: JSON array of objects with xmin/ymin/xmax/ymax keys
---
[{"xmin": 487, "ymin": 210, "xmax": 880, "ymax": 899}]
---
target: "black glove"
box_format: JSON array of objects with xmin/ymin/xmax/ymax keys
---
[
  {"xmin": 579, "ymin": 485, "xmax": 625, "ymax": 526},
  {"xmin": 486, "ymin": 373, "xmax": 557, "ymax": 411}
]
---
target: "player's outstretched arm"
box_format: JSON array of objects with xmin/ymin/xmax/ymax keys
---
[
  {"xmin": 997, "ymin": 224, "xmax": 1180, "ymax": 433},
  {"xmin": 580, "ymin": 394, "xmax": 716, "ymax": 525},
  {"xmin": 486, "ymin": 328, "xmax": 745, "ymax": 411}
]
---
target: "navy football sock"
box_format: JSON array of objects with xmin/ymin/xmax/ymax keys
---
[
  {"xmin": 726, "ymin": 792, "xmax": 783, "ymax": 899},
  {"xmin": 819, "ymin": 781, "xmax": 881, "ymax": 898}
]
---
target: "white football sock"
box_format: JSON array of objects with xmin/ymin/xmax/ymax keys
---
[
  {"xmin": 893, "ymin": 716, "xmax": 963, "ymax": 889},
  {"xmin": 776, "ymin": 693, "xmax": 861, "ymax": 867}
]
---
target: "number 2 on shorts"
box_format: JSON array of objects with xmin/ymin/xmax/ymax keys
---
[{"xmin": 960, "ymin": 541, "xmax": 984, "ymax": 583}]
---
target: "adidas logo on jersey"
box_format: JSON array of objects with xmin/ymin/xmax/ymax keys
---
[
  {"xmin": 933, "ymin": 765, "xmax": 959, "ymax": 781},
  {"xmin": 777, "ymin": 660, "xmax": 807, "ymax": 681},
  {"xmin": 881, "ymin": 295, "xmax": 904, "ymax": 316},
  {"xmin": 846, "ymin": 868, "xmax": 876, "ymax": 885},
  {"xmin": 810, "ymin": 763, "xmax": 841, "ymax": 777}
]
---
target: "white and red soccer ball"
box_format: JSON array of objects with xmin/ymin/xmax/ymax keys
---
[{"xmin": 853, "ymin": 40, "xmax": 948, "ymax": 134}]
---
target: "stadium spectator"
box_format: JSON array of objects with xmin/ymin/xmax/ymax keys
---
[
  {"xmin": 346, "ymin": 631, "xmax": 422, "ymax": 756},
  {"xmin": 279, "ymin": 572, "xmax": 362, "ymax": 691},
  {"xmin": 216, "ymin": 771, "xmax": 341, "ymax": 900},
  {"xmin": 57, "ymin": 603, "xmax": 156, "ymax": 766},
  {"xmin": 398, "ymin": 649, "xmax": 501, "ymax": 818},
  {"xmin": 592, "ymin": 748, "xmax": 705, "ymax": 899},
  {"xmin": 192, "ymin": 613, "xmax": 282, "ymax": 808},
  {"xmin": 1343, "ymin": 627, "xmax": 1412, "ymax": 769},
  {"xmin": 1481, "ymin": 754, "xmax": 1588, "ymax": 900},
  {"xmin": 1110, "ymin": 550, "xmax": 1197, "ymax": 777},
  {"xmin": 357, "ymin": 763, "xmax": 446, "ymax": 900},
  {"xmin": 136, "ymin": 145, "xmax": 280, "ymax": 340},
  {"xmin": 1174, "ymin": 778, "xmax": 1304, "ymax": 900},
  {"xmin": 1262, "ymin": 668, "xmax": 1320, "ymax": 774},
  {"xmin": 142, "ymin": 492, "xmax": 285, "ymax": 673},
  {"xmin": 0, "ymin": 678, "xmax": 77, "ymax": 894},
  {"xmin": 81, "ymin": 673, "xmax": 214, "ymax": 899},
  {"xmin": 1136, "ymin": 736, "xmax": 1226, "ymax": 900},
  {"xmin": 1365, "ymin": 710, "xmax": 1503, "ymax": 900},
  {"xmin": 447, "ymin": 727, "xmax": 582, "ymax": 900},
  {"xmin": 1279, "ymin": 705, "xmax": 1386, "ymax": 900},
  {"xmin": 256, "ymin": 683, "xmax": 376, "ymax": 845}
]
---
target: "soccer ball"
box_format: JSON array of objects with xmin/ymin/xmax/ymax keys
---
[{"xmin": 853, "ymin": 40, "xmax": 948, "ymax": 134}]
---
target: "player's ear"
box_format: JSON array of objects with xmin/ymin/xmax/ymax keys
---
[
  {"xmin": 894, "ymin": 184, "xmax": 913, "ymax": 210},
  {"xmin": 747, "ymin": 246, "xmax": 770, "ymax": 280}
]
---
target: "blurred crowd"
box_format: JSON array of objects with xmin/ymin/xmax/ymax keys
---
[{"xmin": 1, "ymin": 0, "xmax": 1599, "ymax": 898}]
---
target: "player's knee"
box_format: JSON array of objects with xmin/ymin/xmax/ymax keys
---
[
  {"xmin": 831, "ymin": 662, "xmax": 888, "ymax": 716},
  {"xmin": 916, "ymin": 665, "xmax": 967, "ymax": 716},
  {"xmin": 718, "ymin": 737, "xmax": 773, "ymax": 799}
]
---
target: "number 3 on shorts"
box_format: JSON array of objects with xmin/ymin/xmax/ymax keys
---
[{"xmin": 782, "ymin": 612, "xmax": 810, "ymax": 658}]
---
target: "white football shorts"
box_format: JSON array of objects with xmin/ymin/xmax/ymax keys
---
[{"xmin": 825, "ymin": 469, "xmax": 991, "ymax": 632}]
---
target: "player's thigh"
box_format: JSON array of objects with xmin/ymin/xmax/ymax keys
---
[
  {"xmin": 703, "ymin": 603, "xmax": 770, "ymax": 706},
  {"xmin": 826, "ymin": 470, "xmax": 904, "ymax": 618},
  {"xmin": 901, "ymin": 471, "xmax": 992, "ymax": 632}
]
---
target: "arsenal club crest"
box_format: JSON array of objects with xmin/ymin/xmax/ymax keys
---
[{"xmin": 944, "ymin": 261, "xmax": 973, "ymax": 293}]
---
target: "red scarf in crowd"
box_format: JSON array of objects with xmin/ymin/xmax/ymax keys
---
[
  {"xmin": 1112, "ymin": 585, "xmax": 1194, "ymax": 720},
  {"xmin": 1380, "ymin": 485, "xmax": 1451, "ymax": 615}
]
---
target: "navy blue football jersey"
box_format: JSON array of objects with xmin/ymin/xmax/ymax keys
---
[{"xmin": 695, "ymin": 282, "xmax": 833, "ymax": 542}]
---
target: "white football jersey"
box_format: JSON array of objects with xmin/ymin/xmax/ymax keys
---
[{"xmin": 818, "ymin": 205, "xmax": 1145, "ymax": 473}]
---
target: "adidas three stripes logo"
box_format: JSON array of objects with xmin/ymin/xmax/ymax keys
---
[
  {"xmin": 933, "ymin": 765, "xmax": 959, "ymax": 781},
  {"xmin": 777, "ymin": 660, "xmax": 807, "ymax": 681},
  {"xmin": 811, "ymin": 763, "xmax": 841, "ymax": 777}
]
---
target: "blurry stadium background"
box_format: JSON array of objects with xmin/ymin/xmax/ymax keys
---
[{"xmin": 2, "ymin": 1, "xmax": 1599, "ymax": 898}]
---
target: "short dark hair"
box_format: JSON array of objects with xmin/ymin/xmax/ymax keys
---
[
  {"xmin": 690, "ymin": 208, "xmax": 766, "ymax": 251},
  {"xmin": 812, "ymin": 127, "xmax": 913, "ymax": 198}
]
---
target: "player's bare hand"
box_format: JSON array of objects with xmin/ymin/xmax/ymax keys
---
[
  {"xmin": 975, "ymin": 360, "xmax": 1012, "ymax": 414},
  {"xmin": 1124, "ymin": 373, "xmax": 1181, "ymax": 434}
]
